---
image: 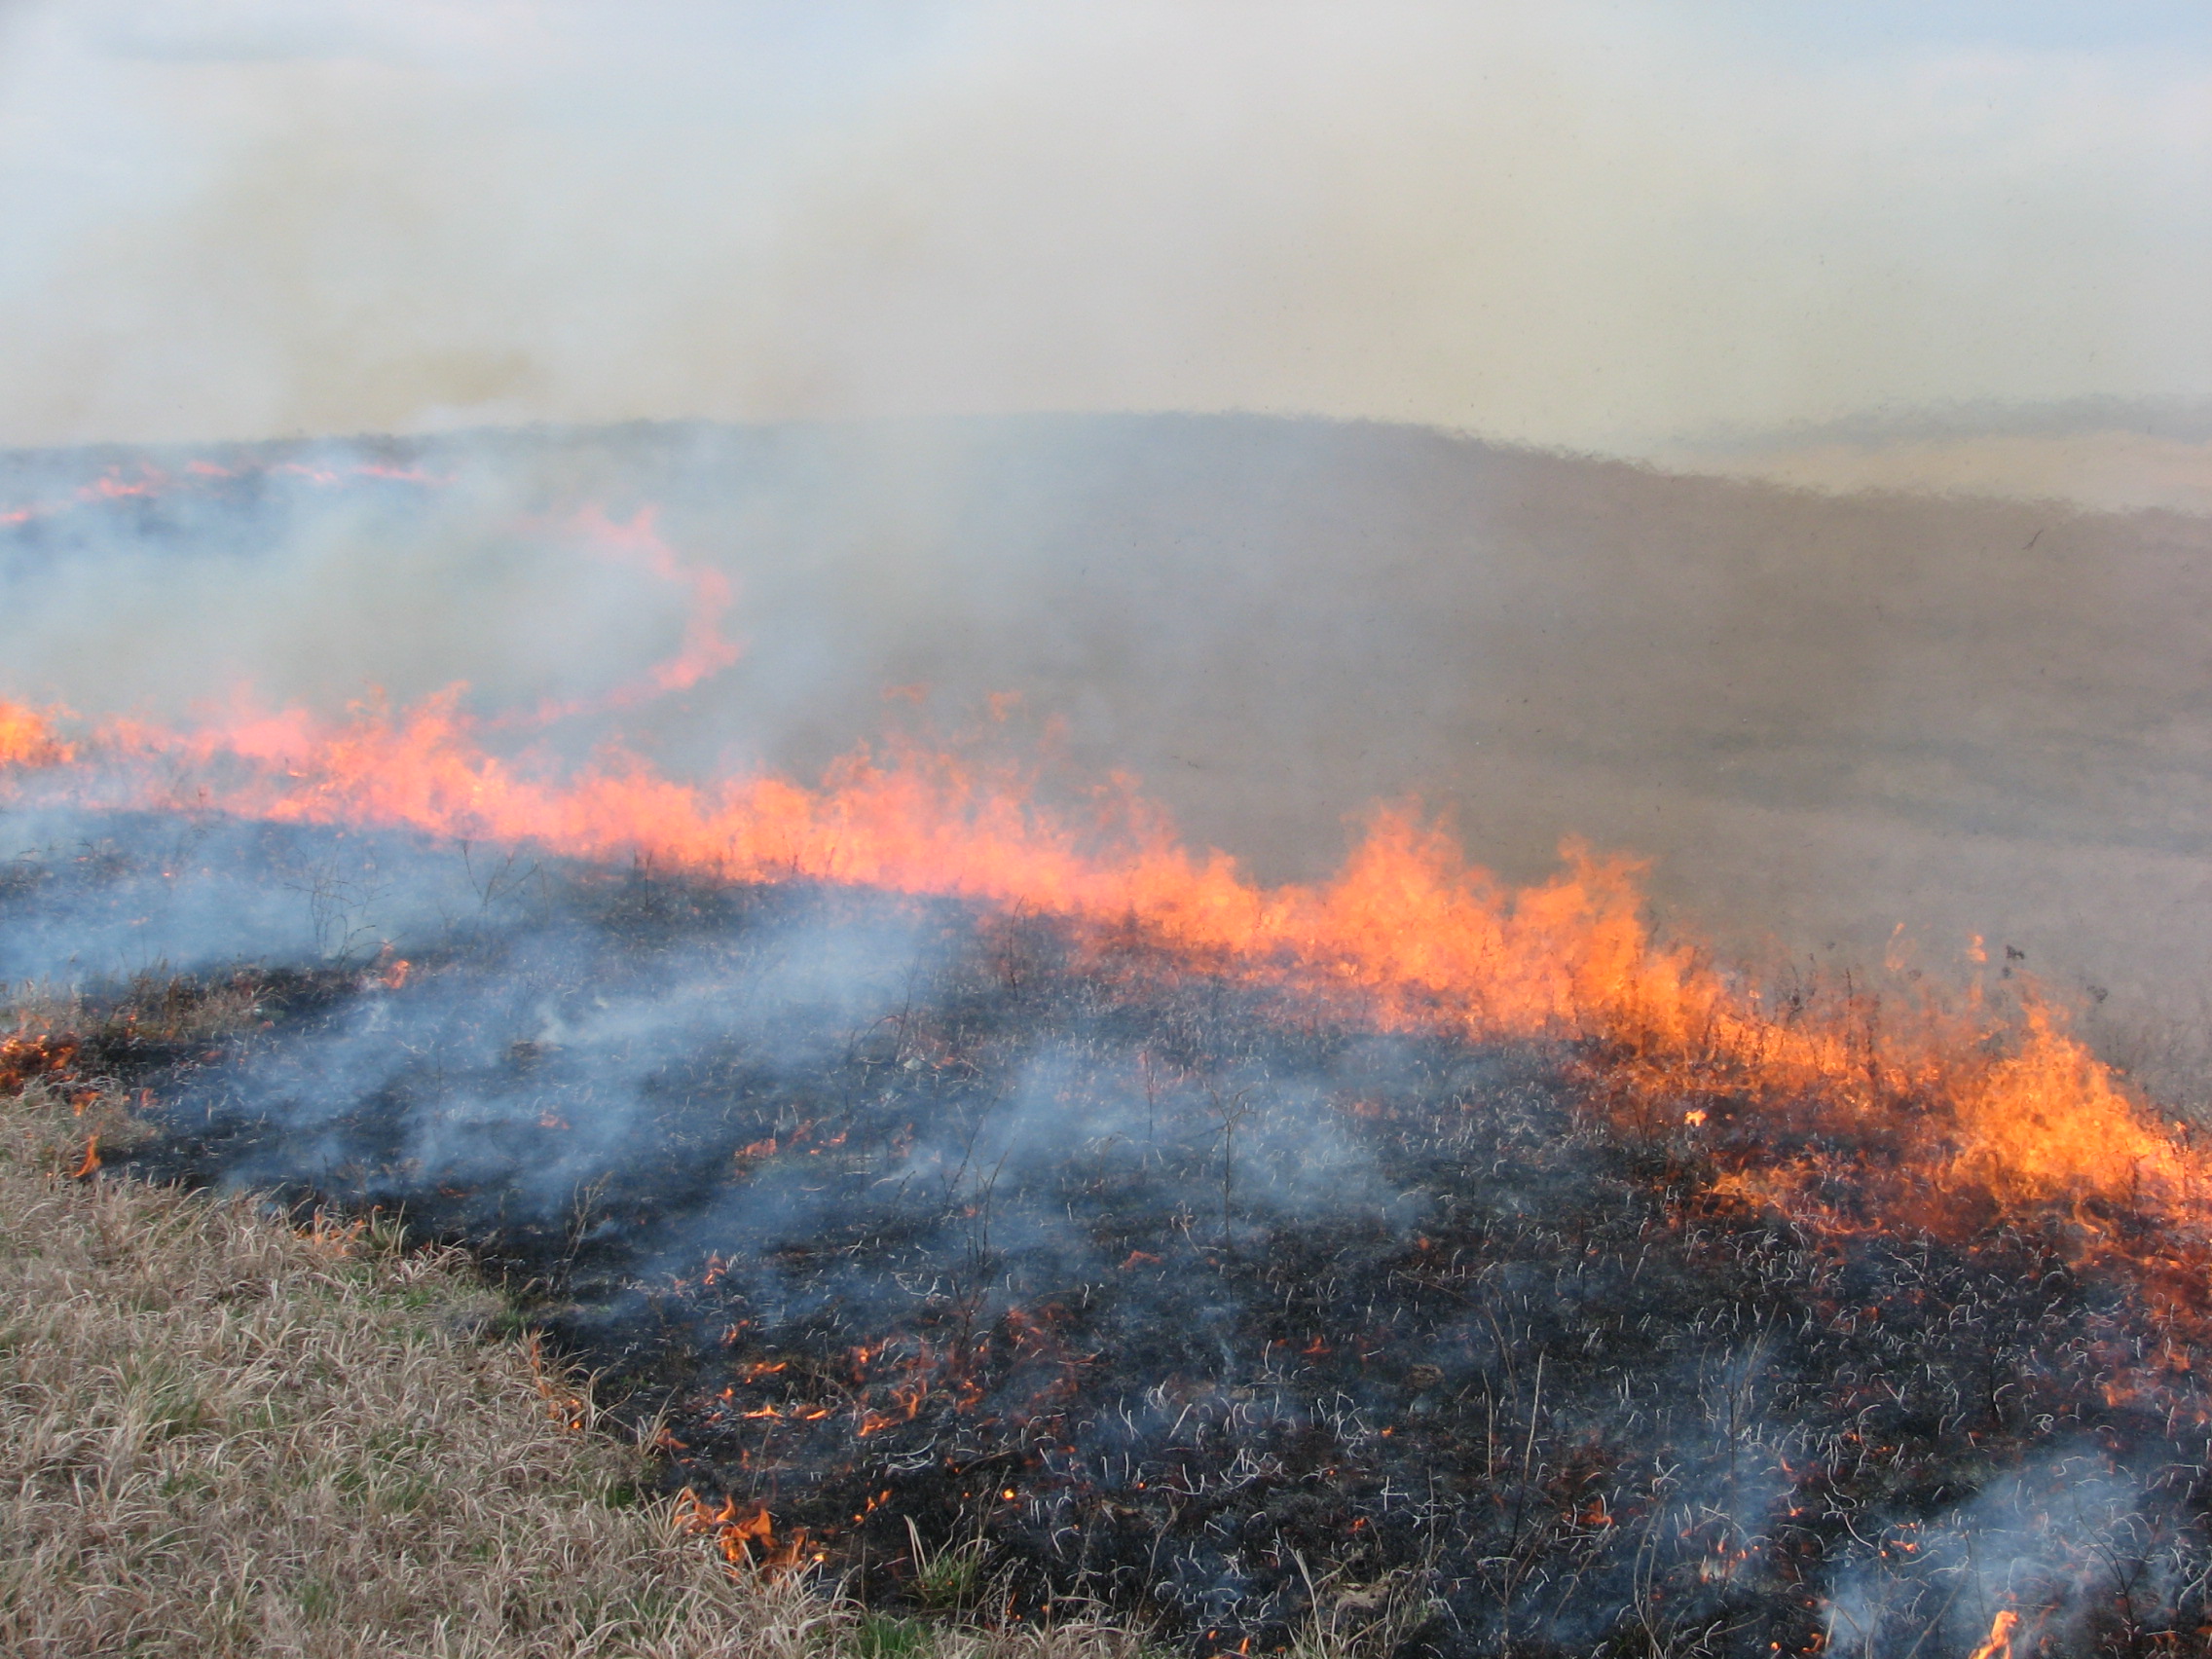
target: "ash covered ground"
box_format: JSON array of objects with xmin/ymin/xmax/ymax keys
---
[{"xmin": 8, "ymin": 813, "xmax": 2212, "ymax": 1657}]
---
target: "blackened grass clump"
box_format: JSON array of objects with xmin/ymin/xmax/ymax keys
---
[{"xmin": 9, "ymin": 817, "xmax": 2212, "ymax": 1658}]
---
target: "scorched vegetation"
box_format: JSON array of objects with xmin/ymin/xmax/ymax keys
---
[{"xmin": 6, "ymin": 814, "xmax": 2211, "ymax": 1657}]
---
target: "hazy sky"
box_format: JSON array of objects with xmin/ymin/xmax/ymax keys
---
[{"xmin": 1, "ymin": 0, "xmax": 2206, "ymax": 452}]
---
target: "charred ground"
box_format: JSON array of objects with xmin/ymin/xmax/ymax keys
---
[{"xmin": 2, "ymin": 815, "xmax": 2206, "ymax": 1657}]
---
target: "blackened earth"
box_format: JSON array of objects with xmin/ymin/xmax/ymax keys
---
[{"xmin": 8, "ymin": 817, "xmax": 2208, "ymax": 1657}]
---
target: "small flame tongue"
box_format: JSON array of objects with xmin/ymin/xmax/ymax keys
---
[
  {"xmin": 1967, "ymin": 1608, "xmax": 2021, "ymax": 1659},
  {"xmin": 490, "ymin": 504, "xmax": 744, "ymax": 729}
]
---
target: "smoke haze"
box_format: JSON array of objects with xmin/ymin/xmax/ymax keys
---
[
  {"xmin": 1, "ymin": 2, "xmax": 2206, "ymax": 461},
  {"xmin": 2, "ymin": 2, "xmax": 2210, "ymax": 1073},
  {"xmin": 6, "ymin": 417, "xmax": 2212, "ymax": 1097},
  {"xmin": 4, "ymin": 15, "xmax": 2211, "ymax": 1638}
]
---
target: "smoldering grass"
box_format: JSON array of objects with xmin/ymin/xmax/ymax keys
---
[
  {"xmin": 0, "ymin": 1056, "xmax": 1156, "ymax": 1659},
  {"xmin": 18, "ymin": 824, "xmax": 2212, "ymax": 1654}
]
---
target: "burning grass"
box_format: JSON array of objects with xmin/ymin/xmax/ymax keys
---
[
  {"xmin": 7, "ymin": 815, "xmax": 2210, "ymax": 1656},
  {"xmin": 11, "ymin": 665, "xmax": 2212, "ymax": 1654}
]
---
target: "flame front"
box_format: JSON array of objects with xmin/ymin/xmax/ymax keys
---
[
  {"xmin": 2, "ymin": 677, "xmax": 2199, "ymax": 1236},
  {"xmin": 14, "ymin": 476, "xmax": 2212, "ymax": 1650}
]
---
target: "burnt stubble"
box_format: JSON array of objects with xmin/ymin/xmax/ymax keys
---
[{"xmin": 12, "ymin": 820, "xmax": 2194, "ymax": 1657}]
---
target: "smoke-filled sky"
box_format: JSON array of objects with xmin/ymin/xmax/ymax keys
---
[{"xmin": 1, "ymin": 0, "xmax": 2206, "ymax": 454}]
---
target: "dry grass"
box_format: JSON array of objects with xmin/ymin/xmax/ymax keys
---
[
  {"xmin": 0, "ymin": 1066, "xmax": 1151, "ymax": 1659},
  {"xmin": 0, "ymin": 1072, "xmax": 790, "ymax": 1656}
]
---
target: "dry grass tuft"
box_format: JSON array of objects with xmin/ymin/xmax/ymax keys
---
[
  {"xmin": 0, "ymin": 1067, "xmax": 1154, "ymax": 1659},
  {"xmin": 0, "ymin": 1078, "xmax": 794, "ymax": 1656}
]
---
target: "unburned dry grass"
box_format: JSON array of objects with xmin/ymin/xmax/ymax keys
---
[{"xmin": 0, "ymin": 1067, "xmax": 1147, "ymax": 1659}]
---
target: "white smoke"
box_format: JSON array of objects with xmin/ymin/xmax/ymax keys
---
[{"xmin": 0, "ymin": 1, "xmax": 2204, "ymax": 454}]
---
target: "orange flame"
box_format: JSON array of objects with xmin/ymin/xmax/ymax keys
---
[
  {"xmin": 27, "ymin": 684, "xmax": 1668, "ymax": 1044},
  {"xmin": 524, "ymin": 1333, "xmax": 590, "ymax": 1433},
  {"xmin": 672, "ymin": 1488, "xmax": 821, "ymax": 1574},
  {"xmin": 0, "ymin": 1031, "xmax": 81, "ymax": 1095},
  {"xmin": 0, "ymin": 701, "xmax": 73, "ymax": 769},
  {"xmin": 7, "ymin": 612, "xmax": 2211, "ymax": 1331},
  {"xmin": 498, "ymin": 505, "xmax": 744, "ymax": 728},
  {"xmin": 1967, "ymin": 1608, "xmax": 2019, "ymax": 1659}
]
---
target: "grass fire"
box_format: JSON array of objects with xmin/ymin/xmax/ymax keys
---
[
  {"xmin": 5, "ymin": 3, "xmax": 2207, "ymax": 1650},
  {"xmin": 7, "ymin": 441, "xmax": 2212, "ymax": 1659}
]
